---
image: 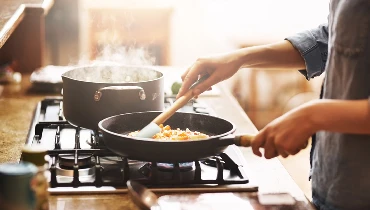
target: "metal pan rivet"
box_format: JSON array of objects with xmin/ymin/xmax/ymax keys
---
[
  {"xmin": 139, "ymin": 90, "xmax": 146, "ymax": 100},
  {"xmin": 94, "ymin": 91, "xmax": 102, "ymax": 101}
]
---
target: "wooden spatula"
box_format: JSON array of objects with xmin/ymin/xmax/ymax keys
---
[{"xmin": 136, "ymin": 75, "xmax": 209, "ymax": 138}]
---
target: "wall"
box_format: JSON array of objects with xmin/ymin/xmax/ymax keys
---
[{"xmin": 78, "ymin": 0, "xmax": 330, "ymax": 66}]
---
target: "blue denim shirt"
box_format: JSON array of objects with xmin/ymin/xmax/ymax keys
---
[{"xmin": 285, "ymin": 0, "xmax": 370, "ymax": 209}]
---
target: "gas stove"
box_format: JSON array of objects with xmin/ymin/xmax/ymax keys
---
[{"xmin": 23, "ymin": 96, "xmax": 258, "ymax": 194}]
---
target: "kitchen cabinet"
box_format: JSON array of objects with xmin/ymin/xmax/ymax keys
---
[{"xmin": 0, "ymin": 0, "xmax": 54, "ymax": 73}]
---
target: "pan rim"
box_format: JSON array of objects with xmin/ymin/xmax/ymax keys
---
[
  {"xmin": 98, "ymin": 111, "xmax": 236, "ymax": 143},
  {"xmin": 61, "ymin": 64, "xmax": 164, "ymax": 84}
]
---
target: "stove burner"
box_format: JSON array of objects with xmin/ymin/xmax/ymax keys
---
[
  {"xmin": 138, "ymin": 162, "xmax": 196, "ymax": 181},
  {"xmin": 56, "ymin": 164, "xmax": 95, "ymax": 179},
  {"xmin": 138, "ymin": 162, "xmax": 194, "ymax": 178},
  {"xmin": 58, "ymin": 154, "xmax": 93, "ymax": 169},
  {"xmin": 157, "ymin": 162, "xmax": 194, "ymax": 172}
]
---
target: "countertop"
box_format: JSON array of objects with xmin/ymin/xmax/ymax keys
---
[
  {"xmin": 0, "ymin": 69, "xmax": 315, "ymax": 210},
  {"xmin": 0, "ymin": 0, "xmax": 53, "ymax": 48}
]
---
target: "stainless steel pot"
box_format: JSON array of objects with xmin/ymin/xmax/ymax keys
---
[{"xmin": 62, "ymin": 65, "xmax": 164, "ymax": 130}]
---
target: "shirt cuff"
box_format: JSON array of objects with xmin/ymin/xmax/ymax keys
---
[{"xmin": 285, "ymin": 32, "xmax": 325, "ymax": 80}]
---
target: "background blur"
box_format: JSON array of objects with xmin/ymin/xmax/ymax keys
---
[{"xmin": 45, "ymin": 0, "xmax": 327, "ymax": 128}]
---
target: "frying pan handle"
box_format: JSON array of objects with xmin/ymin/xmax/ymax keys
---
[
  {"xmin": 94, "ymin": 86, "xmax": 146, "ymax": 101},
  {"xmin": 235, "ymin": 134, "xmax": 256, "ymax": 147},
  {"xmin": 220, "ymin": 134, "xmax": 256, "ymax": 147}
]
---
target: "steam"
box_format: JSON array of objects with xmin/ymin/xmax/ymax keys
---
[
  {"xmin": 64, "ymin": 7, "xmax": 161, "ymax": 83},
  {"xmin": 65, "ymin": 44, "xmax": 159, "ymax": 83},
  {"xmin": 83, "ymin": 44, "xmax": 156, "ymax": 67}
]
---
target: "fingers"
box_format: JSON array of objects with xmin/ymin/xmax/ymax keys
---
[
  {"xmin": 199, "ymin": 74, "xmax": 213, "ymax": 91},
  {"xmin": 183, "ymin": 79, "xmax": 213, "ymax": 100},
  {"xmin": 301, "ymin": 140, "xmax": 309, "ymax": 149},
  {"xmin": 252, "ymin": 128, "xmax": 278, "ymax": 159},
  {"xmin": 269, "ymin": 149, "xmax": 279, "ymax": 159},
  {"xmin": 180, "ymin": 66, "xmax": 192, "ymax": 82},
  {"xmin": 191, "ymin": 73, "xmax": 222, "ymax": 97},
  {"xmin": 275, "ymin": 138, "xmax": 306, "ymax": 158},
  {"xmin": 252, "ymin": 123, "xmax": 310, "ymax": 159},
  {"xmin": 289, "ymin": 140, "xmax": 308, "ymax": 155},
  {"xmin": 177, "ymin": 62, "xmax": 206, "ymax": 98},
  {"xmin": 251, "ymin": 130, "xmax": 266, "ymax": 157},
  {"xmin": 252, "ymin": 130, "xmax": 301, "ymax": 159},
  {"xmin": 276, "ymin": 147, "xmax": 289, "ymax": 158},
  {"xmin": 263, "ymin": 135, "xmax": 278, "ymax": 159},
  {"xmin": 274, "ymin": 136, "xmax": 290, "ymax": 158}
]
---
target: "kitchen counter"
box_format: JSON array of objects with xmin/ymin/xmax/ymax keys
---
[{"xmin": 0, "ymin": 71, "xmax": 315, "ymax": 210}]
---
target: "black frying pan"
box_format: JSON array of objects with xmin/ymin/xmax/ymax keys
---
[{"xmin": 98, "ymin": 111, "xmax": 254, "ymax": 162}]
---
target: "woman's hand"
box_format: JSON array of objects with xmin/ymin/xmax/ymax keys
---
[
  {"xmin": 251, "ymin": 102, "xmax": 318, "ymax": 159},
  {"xmin": 176, "ymin": 51, "xmax": 244, "ymax": 98}
]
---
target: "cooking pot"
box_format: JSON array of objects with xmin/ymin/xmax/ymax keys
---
[{"xmin": 62, "ymin": 65, "xmax": 164, "ymax": 130}]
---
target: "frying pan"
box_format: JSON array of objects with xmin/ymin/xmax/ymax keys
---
[{"xmin": 98, "ymin": 111, "xmax": 254, "ymax": 162}]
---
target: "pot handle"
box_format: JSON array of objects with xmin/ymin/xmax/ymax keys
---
[
  {"xmin": 220, "ymin": 134, "xmax": 256, "ymax": 147},
  {"xmin": 94, "ymin": 86, "xmax": 146, "ymax": 102}
]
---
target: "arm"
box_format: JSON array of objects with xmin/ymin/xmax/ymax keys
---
[
  {"xmin": 242, "ymin": 24, "xmax": 330, "ymax": 73},
  {"xmin": 204, "ymin": 22, "xmax": 329, "ymax": 72},
  {"xmin": 226, "ymin": 40, "xmax": 306, "ymax": 70},
  {"xmin": 309, "ymin": 99, "xmax": 370, "ymax": 134},
  {"xmin": 177, "ymin": 41, "xmax": 305, "ymax": 97},
  {"xmin": 251, "ymin": 98, "xmax": 370, "ymax": 159},
  {"xmin": 177, "ymin": 23, "xmax": 329, "ymax": 98},
  {"xmin": 286, "ymin": 23, "xmax": 329, "ymax": 80}
]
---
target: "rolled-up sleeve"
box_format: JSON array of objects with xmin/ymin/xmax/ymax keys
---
[{"xmin": 285, "ymin": 23, "xmax": 329, "ymax": 80}]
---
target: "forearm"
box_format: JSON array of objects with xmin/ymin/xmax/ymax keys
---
[
  {"xmin": 308, "ymin": 99, "xmax": 370, "ymax": 134},
  {"xmin": 234, "ymin": 40, "xmax": 306, "ymax": 70}
]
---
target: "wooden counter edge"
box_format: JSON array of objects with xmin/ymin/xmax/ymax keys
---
[{"xmin": 0, "ymin": 0, "xmax": 54, "ymax": 49}]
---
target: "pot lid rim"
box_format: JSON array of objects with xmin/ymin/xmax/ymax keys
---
[{"xmin": 61, "ymin": 65, "xmax": 164, "ymax": 84}]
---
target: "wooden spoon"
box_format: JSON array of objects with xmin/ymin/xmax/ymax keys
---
[{"xmin": 136, "ymin": 75, "xmax": 209, "ymax": 138}]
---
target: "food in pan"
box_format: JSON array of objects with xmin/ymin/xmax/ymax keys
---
[{"xmin": 129, "ymin": 124, "xmax": 209, "ymax": 140}]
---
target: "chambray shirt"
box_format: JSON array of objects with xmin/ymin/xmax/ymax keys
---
[{"xmin": 285, "ymin": 0, "xmax": 370, "ymax": 209}]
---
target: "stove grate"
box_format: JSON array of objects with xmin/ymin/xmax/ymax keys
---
[{"xmin": 23, "ymin": 97, "xmax": 249, "ymax": 189}]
